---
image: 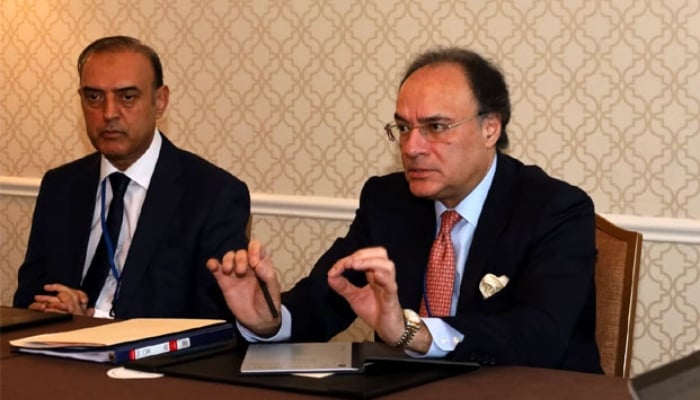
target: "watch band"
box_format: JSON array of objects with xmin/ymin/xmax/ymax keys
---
[{"xmin": 395, "ymin": 309, "xmax": 421, "ymax": 348}]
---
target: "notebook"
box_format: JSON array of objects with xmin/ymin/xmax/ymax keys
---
[
  {"xmin": 240, "ymin": 342, "xmax": 362, "ymax": 374},
  {"xmin": 0, "ymin": 306, "xmax": 72, "ymax": 332},
  {"xmin": 128, "ymin": 341, "xmax": 479, "ymax": 399}
]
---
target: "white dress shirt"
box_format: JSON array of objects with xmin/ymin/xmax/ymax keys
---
[
  {"xmin": 418, "ymin": 153, "xmax": 497, "ymax": 357},
  {"xmin": 82, "ymin": 130, "xmax": 162, "ymax": 318}
]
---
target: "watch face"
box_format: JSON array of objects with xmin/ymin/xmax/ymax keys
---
[{"xmin": 404, "ymin": 309, "xmax": 421, "ymax": 326}]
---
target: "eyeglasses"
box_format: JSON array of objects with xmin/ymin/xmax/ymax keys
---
[{"xmin": 383, "ymin": 113, "xmax": 485, "ymax": 143}]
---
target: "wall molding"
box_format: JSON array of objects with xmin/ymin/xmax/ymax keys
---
[{"xmin": 2, "ymin": 176, "xmax": 699, "ymax": 244}]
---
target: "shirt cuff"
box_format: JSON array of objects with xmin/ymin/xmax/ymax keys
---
[
  {"xmin": 236, "ymin": 305, "xmax": 292, "ymax": 342},
  {"xmin": 405, "ymin": 317, "xmax": 464, "ymax": 358}
]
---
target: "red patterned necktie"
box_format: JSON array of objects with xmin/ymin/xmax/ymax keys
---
[{"xmin": 420, "ymin": 210, "xmax": 461, "ymax": 317}]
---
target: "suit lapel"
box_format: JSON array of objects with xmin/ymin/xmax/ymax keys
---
[
  {"xmin": 116, "ymin": 137, "xmax": 184, "ymax": 313},
  {"xmin": 393, "ymin": 191, "xmax": 436, "ymax": 311},
  {"xmin": 69, "ymin": 155, "xmax": 101, "ymax": 285},
  {"xmin": 458, "ymin": 154, "xmax": 518, "ymax": 308}
]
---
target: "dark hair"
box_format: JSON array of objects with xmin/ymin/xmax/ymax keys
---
[
  {"xmin": 77, "ymin": 35, "xmax": 164, "ymax": 89},
  {"xmin": 400, "ymin": 47, "xmax": 511, "ymax": 150}
]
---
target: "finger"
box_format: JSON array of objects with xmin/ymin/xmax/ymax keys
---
[
  {"xmin": 348, "ymin": 246, "xmax": 388, "ymax": 260},
  {"xmin": 328, "ymin": 247, "xmax": 390, "ymax": 275},
  {"xmin": 56, "ymin": 290, "xmax": 82, "ymax": 311},
  {"xmin": 221, "ymin": 250, "xmax": 237, "ymax": 274},
  {"xmin": 251, "ymin": 246, "xmax": 275, "ymax": 282},
  {"xmin": 34, "ymin": 294, "xmax": 61, "ymax": 305},
  {"xmin": 34, "ymin": 295, "xmax": 73, "ymax": 313},
  {"xmin": 208, "ymin": 261, "xmax": 232, "ymax": 290},
  {"xmin": 77, "ymin": 290, "xmax": 89, "ymax": 305},
  {"xmin": 206, "ymin": 257, "xmax": 222, "ymax": 273},
  {"xmin": 327, "ymin": 255, "xmax": 360, "ymax": 293},
  {"xmin": 247, "ymin": 242, "xmax": 281, "ymax": 304},
  {"xmin": 28, "ymin": 302, "xmax": 47, "ymax": 311},
  {"xmin": 248, "ymin": 239, "xmax": 261, "ymax": 267},
  {"xmin": 56, "ymin": 286, "xmax": 81, "ymax": 302},
  {"xmin": 329, "ymin": 254, "xmax": 392, "ymax": 279},
  {"xmin": 233, "ymin": 248, "xmax": 253, "ymax": 276},
  {"xmin": 55, "ymin": 291, "xmax": 74, "ymax": 307},
  {"xmin": 328, "ymin": 255, "xmax": 354, "ymax": 277},
  {"xmin": 346, "ymin": 255, "xmax": 396, "ymax": 278},
  {"xmin": 248, "ymin": 239, "xmax": 269, "ymax": 268},
  {"xmin": 328, "ymin": 271, "xmax": 355, "ymax": 297},
  {"xmin": 42, "ymin": 283, "xmax": 83, "ymax": 307},
  {"xmin": 43, "ymin": 283, "xmax": 70, "ymax": 293}
]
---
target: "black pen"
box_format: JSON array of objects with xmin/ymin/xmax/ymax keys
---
[{"xmin": 257, "ymin": 277, "xmax": 279, "ymax": 319}]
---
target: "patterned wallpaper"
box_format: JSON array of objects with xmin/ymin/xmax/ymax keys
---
[{"xmin": 1, "ymin": 0, "xmax": 699, "ymax": 376}]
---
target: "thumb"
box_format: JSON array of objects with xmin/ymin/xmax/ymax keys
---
[{"xmin": 328, "ymin": 273, "xmax": 354, "ymax": 298}]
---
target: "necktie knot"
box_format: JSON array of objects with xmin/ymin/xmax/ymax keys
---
[
  {"xmin": 439, "ymin": 210, "xmax": 461, "ymax": 235},
  {"xmin": 109, "ymin": 172, "xmax": 130, "ymax": 199}
]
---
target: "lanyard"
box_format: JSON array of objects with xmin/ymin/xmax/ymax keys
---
[{"xmin": 100, "ymin": 179, "xmax": 123, "ymax": 317}]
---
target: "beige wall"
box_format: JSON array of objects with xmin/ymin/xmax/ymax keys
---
[{"xmin": 1, "ymin": 0, "xmax": 698, "ymax": 376}]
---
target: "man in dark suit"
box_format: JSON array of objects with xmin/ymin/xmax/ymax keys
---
[
  {"xmin": 208, "ymin": 47, "xmax": 602, "ymax": 373},
  {"xmin": 14, "ymin": 36, "xmax": 250, "ymax": 320}
]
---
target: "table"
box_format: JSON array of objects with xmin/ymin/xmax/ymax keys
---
[
  {"xmin": 1, "ymin": 310, "xmax": 632, "ymax": 400},
  {"xmin": 1, "ymin": 312, "xmax": 105, "ymax": 360}
]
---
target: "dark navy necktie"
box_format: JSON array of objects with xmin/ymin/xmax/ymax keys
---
[{"xmin": 81, "ymin": 172, "xmax": 130, "ymax": 307}]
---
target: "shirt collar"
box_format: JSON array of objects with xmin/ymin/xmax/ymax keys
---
[
  {"xmin": 435, "ymin": 153, "xmax": 498, "ymax": 226},
  {"xmin": 99, "ymin": 129, "xmax": 162, "ymax": 190}
]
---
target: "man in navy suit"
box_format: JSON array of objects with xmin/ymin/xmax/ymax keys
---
[
  {"xmin": 208, "ymin": 47, "xmax": 602, "ymax": 373},
  {"xmin": 14, "ymin": 36, "xmax": 250, "ymax": 320}
]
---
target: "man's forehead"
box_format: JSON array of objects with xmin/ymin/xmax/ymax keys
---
[
  {"xmin": 396, "ymin": 64, "xmax": 475, "ymax": 114},
  {"xmin": 80, "ymin": 50, "xmax": 153, "ymax": 88},
  {"xmin": 400, "ymin": 63, "xmax": 470, "ymax": 92}
]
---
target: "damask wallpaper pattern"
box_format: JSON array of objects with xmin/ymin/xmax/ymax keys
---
[{"xmin": 1, "ymin": 0, "xmax": 698, "ymax": 376}]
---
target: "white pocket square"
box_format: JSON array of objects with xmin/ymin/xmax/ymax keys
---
[{"xmin": 479, "ymin": 274, "xmax": 509, "ymax": 299}]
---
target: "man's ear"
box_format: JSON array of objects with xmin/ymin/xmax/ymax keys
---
[
  {"xmin": 482, "ymin": 114, "xmax": 501, "ymax": 147},
  {"xmin": 155, "ymin": 85, "xmax": 170, "ymax": 119}
]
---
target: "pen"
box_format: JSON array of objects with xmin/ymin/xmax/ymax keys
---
[{"xmin": 258, "ymin": 277, "xmax": 279, "ymax": 319}]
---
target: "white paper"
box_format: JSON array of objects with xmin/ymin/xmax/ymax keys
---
[{"xmin": 10, "ymin": 318, "xmax": 225, "ymax": 348}]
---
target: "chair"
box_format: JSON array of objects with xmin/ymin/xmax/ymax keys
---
[{"xmin": 594, "ymin": 214, "xmax": 643, "ymax": 378}]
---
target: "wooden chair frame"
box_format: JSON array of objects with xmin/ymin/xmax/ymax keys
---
[{"xmin": 594, "ymin": 214, "xmax": 642, "ymax": 378}]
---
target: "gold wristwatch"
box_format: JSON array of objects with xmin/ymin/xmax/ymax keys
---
[{"xmin": 395, "ymin": 309, "xmax": 422, "ymax": 348}]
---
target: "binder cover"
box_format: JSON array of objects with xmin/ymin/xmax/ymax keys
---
[
  {"xmin": 127, "ymin": 341, "xmax": 479, "ymax": 399},
  {"xmin": 10, "ymin": 318, "xmax": 235, "ymax": 364}
]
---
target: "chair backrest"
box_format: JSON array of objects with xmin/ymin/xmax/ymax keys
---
[{"xmin": 594, "ymin": 214, "xmax": 642, "ymax": 378}]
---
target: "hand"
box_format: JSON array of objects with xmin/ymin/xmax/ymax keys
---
[
  {"xmin": 206, "ymin": 239, "xmax": 281, "ymax": 336},
  {"xmin": 29, "ymin": 283, "xmax": 94, "ymax": 316},
  {"xmin": 327, "ymin": 247, "xmax": 406, "ymax": 345}
]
